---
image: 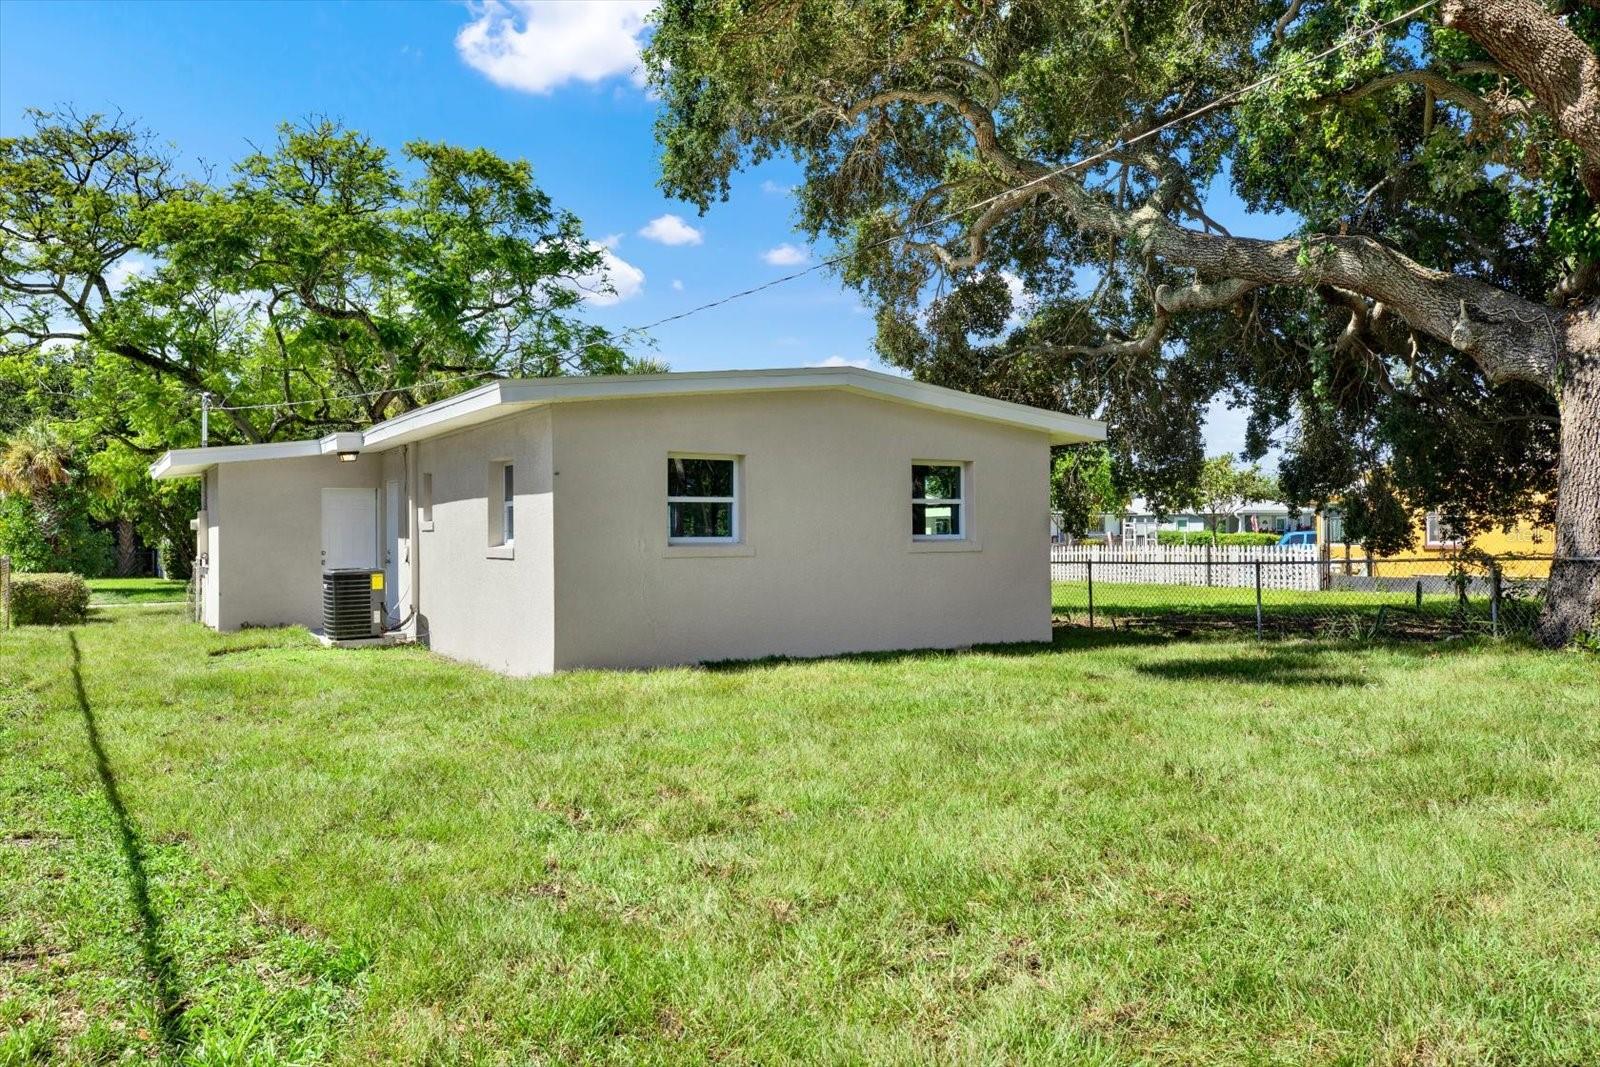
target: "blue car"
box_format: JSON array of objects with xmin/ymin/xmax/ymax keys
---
[{"xmin": 1278, "ymin": 530, "xmax": 1316, "ymax": 547}]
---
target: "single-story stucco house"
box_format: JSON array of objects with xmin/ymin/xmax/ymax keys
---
[
  {"xmin": 1095, "ymin": 497, "xmax": 1316, "ymax": 543},
  {"xmin": 151, "ymin": 367, "xmax": 1103, "ymax": 675}
]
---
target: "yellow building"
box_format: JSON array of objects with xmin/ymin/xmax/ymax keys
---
[{"xmin": 1317, "ymin": 507, "xmax": 1554, "ymax": 579}]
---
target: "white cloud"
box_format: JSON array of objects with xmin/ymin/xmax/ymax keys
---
[
  {"xmin": 670, "ymin": 279, "xmax": 684, "ymax": 291},
  {"xmin": 760, "ymin": 179, "xmax": 793, "ymax": 195},
  {"xmin": 995, "ymin": 269, "xmax": 1032, "ymax": 330},
  {"xmin": 761, "ymin": 243, "xmax": 809, "ymax": 267},
  {"xmin": 638, "ymin": 213, "xmax": 702, "ymax": 246},
  {"xmin": 807, "ymin": 355, "xmax": 870, "ymax": 369},
  {"xmin": 574, "ymin": 243, "xmax": 645, "ymax": 306},
  {"xmin": 455, "ymin": 0, "xmax": 655, "ymax": 95},
  {"xmin": 104, "ymin": 254, "xmax": 153, "ymax": 294}
]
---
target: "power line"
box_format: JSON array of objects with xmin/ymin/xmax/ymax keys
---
[{"xmin": 214, "ymin": 0, "xmax": 1437, "ymax": 415}]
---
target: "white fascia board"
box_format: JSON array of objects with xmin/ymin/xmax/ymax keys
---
[
  {"xmin": 360, "ymin": 368, "xmax": 1105, "ymax": 448},
  {"xmin": 152, "ymin": 368, "xmax": 1104, "ymax": 476},
  {"xmin": 318, "ymin": 431, "xmax": 364, "ymax": 456},
  {"xmin": 357, "ymin": 381, "xmax": 508, "ymax": 450},
  {"xmin": 148, "ymin": 439, "xmax": 323, "ymax": 480}
]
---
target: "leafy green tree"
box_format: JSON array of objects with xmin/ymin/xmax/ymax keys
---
[
  {"xmin": 1, "ymin": 112, "xmax": 657, "ymax": 572},
  {"xmin": 0, "ymin": 423, "xmax": 112, "ymax": 574},
  {"xmin": 1342, "ymin": 467, "xmax": 1418, "ymax": 556},
  {"xmin": 1051, "ymin": 445, "xmax": 1123, "ymax": 537},
  {"xmin": 646, "ymin": 0, "xmax": 1600, "ymax": 644},
  {"xmin": 1191, "ymin": 454, "xmax": 1280, "ymax": 541}
]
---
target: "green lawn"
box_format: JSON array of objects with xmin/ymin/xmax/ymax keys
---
[
  {"xmin": 1051, "ymin": 580, "xmax": 1533, "ymax": 636},
  {"xmin": 85, "ymin": 577, "xmax": 189, "ymax": 605},
  {"xmin": 4, "ymin": 607, "xmax": 1599, "ymax": 1064}
]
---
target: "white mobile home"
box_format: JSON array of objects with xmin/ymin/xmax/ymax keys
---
[{"xmin": 151, "ymin": 367, "xmax": 1103, "ymax": 675}]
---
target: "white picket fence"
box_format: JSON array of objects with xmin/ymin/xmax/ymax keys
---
[{"xmin": 1050, "ymin": 544, "xmax": 1322, "ymax": 590}]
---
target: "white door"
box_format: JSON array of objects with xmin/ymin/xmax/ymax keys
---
[
  {"xmin": 384, "ymin": 479, "xmax": 402, "ymax": 614},
  {"xmin": 321, "ymin": 488, "xmax": 378, "ymax": 572}
]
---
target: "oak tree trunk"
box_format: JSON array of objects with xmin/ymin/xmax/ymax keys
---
[{"xmin": 1539, "ymin": 338, "xmax": 1600, "ymax": 647}]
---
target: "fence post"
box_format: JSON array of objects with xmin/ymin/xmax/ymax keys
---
[
  {"xmin": 1490, "ymin": 564, "xmax": 1502, "ymax": 637},
  {"xmin": 1415, "ymin": 579, "xmax": 1423, "ymax": 611},
  {"xmin": 1, "ymin": 555, "xmax": 9, "ymax": 630},
  {"xmin": 1086, "ymin": 558, "xmax": 1095, "ymax": 629},
  {"xmin": 1254, "ymin": 560, "xmax": 1263, "ymax": 639},
  {"xmin": 1205, "ymin": 541, "xmax": 1213, "ymax": 587}
]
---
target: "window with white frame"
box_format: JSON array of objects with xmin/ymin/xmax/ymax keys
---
[
  {"xmin": 912, "ymin": 463, "xmax": 965, "ymax": 539},
  {"xmin": 668, "ymin": 455, "xmax": 738, "ymax": 542},
  {"xmin": 1326, "ymin": 509, "xmax": 1345, "ymax": 543},
  {"xmin": 489, "ymin": 462, "xmax": 514, "ymax": 547},
  {"xmin": 1424, "ymin": 511, "xmax": 1462, "ymax": 548}
]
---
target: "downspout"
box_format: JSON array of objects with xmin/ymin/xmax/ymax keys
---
[
  {"xmin": 381, "ymin": 443, "xmax": 423, "ymax": 638},
  {"xmin": 407, "ymin": 441, "xmax": 422, "ymax": 642}
]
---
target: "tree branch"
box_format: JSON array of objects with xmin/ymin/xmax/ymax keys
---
[
  {"xmin": 1044, "ymin": 277, "xmax": 1259, "ymax": 359},
  {"xmin": 1441, "ymin": 0, "xmax": 1600, "ymax": 197},
  {"xmin": 905, "ymin": 185, "xmax": 1040, "ymax": 271},
  {"xmin": 1329, "ymin": 67, "xmax": 1538, "ymax": 126}
]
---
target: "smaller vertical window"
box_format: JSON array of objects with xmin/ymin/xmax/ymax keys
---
[
  {"xmin": 420, "ymin": 473, "xmax": 434, "ymax": 528},
  {"xmin": 1326, "ymin": 509, "xmax": 1345, "ymax": 543},
  {"xmin": 912, "ymin": 463, "xmax": 965, "ymax": 539},
  {"xmin": 1424, "ymin": 511, "xmax": 1461, "ymax": 548},
  {"xmin": 501, "ymin": 464, "xmax": 515, "ymax": 545}
]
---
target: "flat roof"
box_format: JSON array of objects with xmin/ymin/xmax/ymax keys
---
[{"xmin": 151, "ymin": 366, "xmax": 1105, "ymax": 479}]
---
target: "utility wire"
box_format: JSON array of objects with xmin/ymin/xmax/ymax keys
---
[{"xmin": 213, "ymin": 0, "xmax": 1437, "ymax": 415}]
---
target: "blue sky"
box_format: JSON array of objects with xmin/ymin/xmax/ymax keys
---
[{"xmin": 0, "ymin": 0, "xmax": 1286, "ymax": 458}]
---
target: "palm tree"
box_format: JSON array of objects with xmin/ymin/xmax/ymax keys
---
[{"xmin": 0, "ymin": 423, "xmax": 75, "ymax": 551}]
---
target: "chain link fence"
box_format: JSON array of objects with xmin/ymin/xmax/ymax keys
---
[{"xmin": 1050, "ymin": 548, "xmax": 1575, "ymax": 640}]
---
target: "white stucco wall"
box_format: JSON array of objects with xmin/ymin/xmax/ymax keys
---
[
  {"xmin": 546, "ymin": 389, "xmax": 1052, "ymax": 670},
  {"xmin": 200, "ymin": 468, "xmax": 220, "ymax": 629},
  {"xmin": 413, "ymin": 409, "xmax": 555, "ymax": 676},
  {"xmin": 211, "ymin": 454, "xmax": 383, "ymax": 631},
  {"xmin": 192, "ymin": 389, "xmax": 1054, "ymax": 673}
]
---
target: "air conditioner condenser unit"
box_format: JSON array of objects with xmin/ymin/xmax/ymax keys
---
[{"xmin": 321, "ymin": 568, "xmax": 384, "ymax": 641}]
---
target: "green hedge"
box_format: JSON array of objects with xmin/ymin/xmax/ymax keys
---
[
  {"xmin": 1156, "ymin": 530, "xmax": 1285, "ymax": 547},
  {"xmin": 8, "ymin": 572, "xmax": 91, "ymax": 625},
  {"xmin": 0, "ymin": 494, "xmax": 115, "ymax": 577}
]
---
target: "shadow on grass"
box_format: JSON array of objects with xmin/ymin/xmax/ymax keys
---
[
  {"xmin": 700, "ymin": 621, "xmax": 1511, "ymax": 676},
  {"xmin": 1135, "ymin": 647, "xmax": 1371, "ymax": 687},
  {"xmin": 67, "ymin": 632, "xmax": 189, "ymax": 1052},
  {"xmin": 702, "ymin": 625, "xmax": 1180, "ymax": 672}
]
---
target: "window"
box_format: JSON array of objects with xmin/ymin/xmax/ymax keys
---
[
  {"xmin": 668, "ymin": 455, "xmax": 737, "ymax": 542},
  {"xmin": 500, "ymin": 464, "xmax": 514, "ymax": 544},
  {"xmin": 487, "ymin": 462, "xmax": 514, "ymax": 551},
  {"xmin": 1424, "ymin": 511, "xmax": 1462, "ymax": 548},
  {"xmin": 913, "ymin": 463, "xmax": 965, "ymax": 539},
  {"xmin": 1326, "ymin": 509, "xmax": 1345, "ymax": 543},
  {"xmin": 420, "ymin": 473, "xmax": 434, "ymax": 531}
]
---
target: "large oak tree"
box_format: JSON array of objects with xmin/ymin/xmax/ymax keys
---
[{"xmin": 647, "ymin": 0, "xmax": 1600, "ymax": 645}]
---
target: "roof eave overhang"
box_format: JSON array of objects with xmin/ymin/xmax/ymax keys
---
[
  {"xmin": 148, "ymin": 368, "xmax": 1106, "ymax": 478},
  {"xmin": 361, "ymin": 369, "xmax": 1106, "ymax": 448},
  {"xmin": 148, "ymin": 439, "xmax": 324, "ymax": 480}
]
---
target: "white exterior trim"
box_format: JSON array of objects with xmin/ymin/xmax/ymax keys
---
[
  {"xmin": 151, "ymin": 367, "xmax": 1105, "ymax": 480},
  {"xmin": 666, "ymin": 453, "xmax": 740, "ymax": 545},
  {"xmin": 911, "ymin": 459, "xmax": 968, "ymax": 541},
  {"xmin": 150, "ymin": 439, "xmax": 323, "ymax": 479}
]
